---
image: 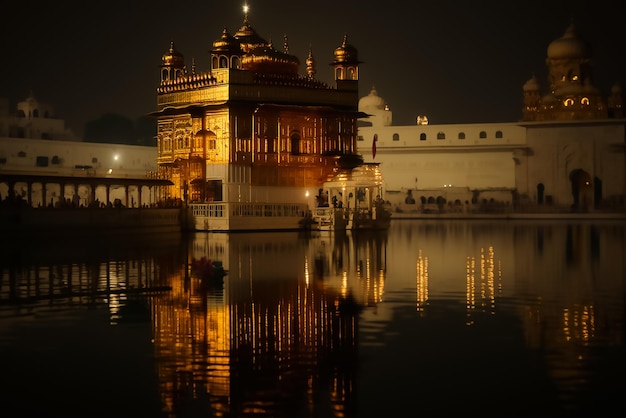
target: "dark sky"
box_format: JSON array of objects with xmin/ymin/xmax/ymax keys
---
[{"xmin": 2, "ymin": 0, "xmax": 624, "ymax": 137}]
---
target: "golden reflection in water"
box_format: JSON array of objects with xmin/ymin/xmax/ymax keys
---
[
  {"xmin": 150, "ymin": 248, "xmax": 361, "ymax": 417},
  {"xmin": 466, "ymin": 255, "xmax": 476, "ymax": 325},
  {"xmin": 563, "ymin": 305, "xmax": 595, "ymax": 343},
  {"xmin": 416, "ymin": 249, "xmax": 428, "ymax": 313},
  {"xmin": 466, "ymin": 246, "xmax": 502, "ymax": 325}
]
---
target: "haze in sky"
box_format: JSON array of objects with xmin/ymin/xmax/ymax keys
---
[{"xmin": 2, "ymin": 0, "xmax": 624, "ymax": 137}]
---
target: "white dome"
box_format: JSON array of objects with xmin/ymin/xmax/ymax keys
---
[{"xmin": 359, "ymin": 86, "xmax": 387, "ymax": 112}]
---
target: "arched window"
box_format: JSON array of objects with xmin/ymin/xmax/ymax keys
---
[
  {"xmin": 231, "ymin": 56, "xmax": 240, "ymax": 69},
  {"xmin": 437, "ymin": 132, "xmax": 445, "ymax": 140},
  {"xmin": 581, "ymin": 97, "xmax": 590, "ymax": 105},
  {"xmin": 479, "ymin": 131, "xmax": 487, "ymax": 139},
  {"xmin": 219, "ymin": 56, "xmax": 228, "ymax": 68},
  {"xmin": 495, "ymin": 131, "xmax": 503, "ymax": 138},
  {"xmin": 564, "ymin": 98, "xmax": 574, "ymax": 107},
  {"xmin": 458, "ymin": 132, "xmax": 465, "ymax": 140},
  {"xmin": 51, "ymin": 155, "xmax": 60, "ymax": 164},
  {"xmin": 419, "ymin": 133, "xmax": 427, "ymax": 141},
  {"xmin": 290, "ymin": 132, "xmax": 301, "ymax": 155},
  {"xmin": 392, "ymin": 133, "xmax": 400, "ymax": 141}
]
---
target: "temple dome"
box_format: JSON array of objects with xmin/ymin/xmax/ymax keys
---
[
  {"xmin": 359, "ymin": 86, "xmax": 387, "ymax": 111},
  {"xmin": 523, "ymin": 75, "xmax": 541, "ymax": 92},
  {"xmin": 213, "ymin": 27, "xmax": 242, "ymax": 53},
  {"xmin": 547, "ymin": 23, "xmax": 590, "ymax": 60},
  {"xmin": 162, "ymin": 42, "xmax": 184, "ymax": 67},
  {"xmin": 333, "ymin": 34, "xmax": 359, "ymax": 64},
  {"xmin": 241, "ymin": 41, "xmax": 300, "ymax": 74}
]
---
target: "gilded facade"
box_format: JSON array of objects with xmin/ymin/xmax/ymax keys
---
[{"xmin": 152, "ymin": 10, "xmax": 363, "ymax": 206}]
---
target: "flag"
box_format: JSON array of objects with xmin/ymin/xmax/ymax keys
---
[{"xmin": 372, "ymin": 134, "xmax": 378, "ymax": 159}]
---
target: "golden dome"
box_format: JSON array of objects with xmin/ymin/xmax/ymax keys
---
[
  {"xmin": 333, "ymin": 34, "xmax": 359, "ymax": 64},
  {"xmin": 234, "ymin": 17, "xmax": 267, "ymax": 52},
  {"xmin": 162, "ymin": 41, "xmax": 184, "ymax": 67},
  {"xmin": 241, "ymin": 41, "xmax": 300, "ymax": 74},
  {"xmin": 213, "ymin": 27, "xmax": 241, "ymax": 53},
  {"xmin": 547, "ymin": 23, "xmax": 590, "ymax": 60}
]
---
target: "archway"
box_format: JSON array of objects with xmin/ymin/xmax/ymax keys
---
[{"xmin": 290, "ymin": 132, "xmax": 301, "ymax": 155}]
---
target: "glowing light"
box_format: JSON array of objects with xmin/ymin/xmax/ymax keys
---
[
  {"xmin": 107, "ymin": 168, "xmax": 113, "ymax": 174},
  {"xmin": 113, "ymin": 154, "xmax": 119, "ymax": 161}
]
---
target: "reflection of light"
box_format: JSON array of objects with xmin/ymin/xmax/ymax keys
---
[
  {"xmin": 304, "ymin": 255, "xmax": 310, "ymax": 287},
  {"xmin": 305, "ymin": 190, "xmax": 310, "ymax": 198},
  {"xmin": 563, "ymin": 305, "xmax": 595, "ymax": 343},
  {"xmin": 107, "ymin": 168, "xmax": 113, "ymax": 174},
  {"xmin": 113, "ymin": 154, "xmax": 119, "ymax": 161},
  {"xmin": 416, "ymin": 249, "xmax": 428, "ymax": 312},
  {"xmin": 466, "ymin": 255, "xmax": 476, "ymax": 325}
]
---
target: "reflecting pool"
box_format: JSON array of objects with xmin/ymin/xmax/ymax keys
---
[{"xmin": 0, "ymin": 219, "xmax": 624, "ymax": 417}]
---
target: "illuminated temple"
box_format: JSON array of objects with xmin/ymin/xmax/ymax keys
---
[{"xmin": 151, "ymin": 6, "xmax": 364, "ymax": 217}]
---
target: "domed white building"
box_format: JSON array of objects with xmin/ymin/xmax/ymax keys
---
[{"xmin": 358, "ymin": 22, "xmax": 625, "ymax": 215}]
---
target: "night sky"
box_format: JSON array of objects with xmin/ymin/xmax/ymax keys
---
[{"xmin": 2, "ymin": 0, "xmax": 624, "ymax": 137}]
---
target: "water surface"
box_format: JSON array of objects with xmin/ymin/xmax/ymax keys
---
[{"xmin": 0, "ymin": 220, "xmax": 623, "ymax": 417}]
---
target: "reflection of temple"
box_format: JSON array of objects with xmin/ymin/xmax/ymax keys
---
[
  {"xmin": 150, "ymin": 230, "xmax": 388, "ymax": 417},
  {"xmin": 310, "ymin": 231, "xmax": 388, "ymax": 307}
]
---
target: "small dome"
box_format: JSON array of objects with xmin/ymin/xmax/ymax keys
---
[
  {"xmin": 547, "ymin": 23, "xmax": 590, "ymax": 60},
  {"xmin": 334, "ymin": 34, "xmax": 359, "ymax": 64},
  {"xmin": 234, "ymin": 18, "xmax": 267, "ymax": 52},
  {"xmin": 359, "ymin": 86, "xmax": 387, "ymax": 111},
  {"xmin": 162, "ymin": 41, "xmax": 184, "ymax": 67},
  {"xmin": 542, "ymin": 92, "xmax": 558, "ymax": 103},
  {"xmin": 213, "ymin": 27, "xmax": 242, "ymax": 53},
  {"xmin": 523, "ymin": 75, "xmax": 540, "ymax": 92}
]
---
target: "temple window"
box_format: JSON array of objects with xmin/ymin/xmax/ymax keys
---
[
  {"xmin": 581, "ymin": 97, "xmax": 590, "ymax": 105},
  {"xmin": 495, "ymin": 131, "xmax": 503, "ymax": 138},
  {"xmin": 458, "ymin": 132, "xmax": 466, "ymax": 140},
  {"xmin": 436, "ymin": 132, "xmax": 445, "ymax": 140},
  {"xmin": 565, "ymin": 98, "xmax": 574, "ymax": 107},
  {"xmin": 419, "ymin": 133, "xmax": 426, "ymax": 141},
  {"xmin": 393, "ymin": 133, "xmax": 400, "ymax": 141},
  {"xmin": 479, "ymin": 131, "xmax": 487, "ymax": 139}
]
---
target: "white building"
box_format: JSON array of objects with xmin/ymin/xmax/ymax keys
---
[
  {"xmin": 0, "ymin": 95, "xmax": 161, "ymax": 208},
  {"xmin": 358, "ymin": 23, "xmax": 625, "ymax": 214}
]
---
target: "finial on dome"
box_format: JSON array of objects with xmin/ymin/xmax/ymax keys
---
[
  {"xmin": 283, "ymin": 34, "xmax": 289, "ymax": 54},
  {"xmin": 242, "ymin": 3, "xmax": 250, "ymax": 26},
  {"xmin": 306, "ymin": 45, "xmax": 316, "ymax": 79}
]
